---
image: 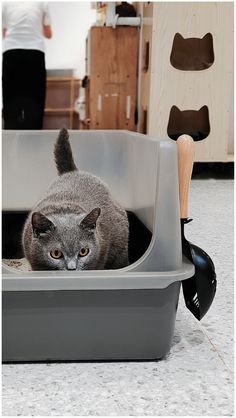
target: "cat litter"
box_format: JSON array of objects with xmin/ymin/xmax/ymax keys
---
[
  {"xmin": 2, "ymin": 130, "xmax": 194, "ymax": 362},
  {"xmin": 2, "ymin": 258, "xmax": 31, "ymax": 272}
]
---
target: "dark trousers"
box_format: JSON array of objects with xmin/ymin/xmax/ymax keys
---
[{"xmin": 2, "ymin": 49, "xmax": 46, "ymax": 129}]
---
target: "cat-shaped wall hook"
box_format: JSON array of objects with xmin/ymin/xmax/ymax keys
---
[
  {"xmin": 167, "ymin": 105, "xmax": 210, "ymax": 141},
  {"xmin": 170, "ymin": 33, "xmax": 214, "ymax": 71}
]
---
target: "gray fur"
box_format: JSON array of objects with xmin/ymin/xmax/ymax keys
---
[
  {"xmin": 54, "ymin": 127, "xmax": 77, "ymax": 175},
  {"xmin": 22, "ymin": 128, "xmax": 129, "ymax": 271}
]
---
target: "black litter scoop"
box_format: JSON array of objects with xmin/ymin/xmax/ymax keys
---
[{"xmin": 177, "ymin": 134, "xmax": 217, "ymax": 320}]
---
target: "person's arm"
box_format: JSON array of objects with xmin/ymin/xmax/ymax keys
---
[
  {"xmin": 42, "ymin": 3, "xmax": 52, "ymax": 38},
  {"xmin": 2, "ymin": 3, "xmax": 7, "ymax": 38},
  {"xmin": 43, "ymin": 24, "xmax": 52, "ymax": 38}
]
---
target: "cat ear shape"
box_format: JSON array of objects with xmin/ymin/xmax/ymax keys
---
[
  {"xmin": 199, "ymin": 105, "xmax": 208, "ymax": 113},
  {"xmin": 202, "ymin": 33, "xmax": 211, "ymax": 41},
  {"xmin": 171, "ymin": 105, "xmax": 181, "ymax": 114},
  {"xmin": 175, "ymin": 33, "xmax": 185, "ymax": 41},
  {"xmin": 32, "ymin": 212, "xmax": 55, "ymax": 237},
  {"xmin": 80, "ymin": 208, "xmax": 101, "ymax": 230}
]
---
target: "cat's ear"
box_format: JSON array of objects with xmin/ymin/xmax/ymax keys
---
[
  {"xmin": 175, "ymin": 33, "xmax": 185, "ymax": 42},
  {"xmin": 171, "ymin": 105, "xmax": 181, "ymax": 114},
  {"xmin": 80, "ymin": 208, "xmax": 101, "ymax": 230},
  {"xmin": 199, "ymin": 105, "xmax": 208, "ymax": 113},
  {"xmin": 202, "ymin": 33, "xmax": 211, "ymax": 42},
  {"xmin": 32, "ymin": 212, "xmax": 55, "ymax": 237}
]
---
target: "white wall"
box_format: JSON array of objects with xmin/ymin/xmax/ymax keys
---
[{"xmin": 45, "ymin": 2, "xmax": 96, "ymax": 77}]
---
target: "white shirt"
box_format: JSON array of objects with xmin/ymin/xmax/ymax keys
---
[{"xmin": 2, "ymin": 2, "xmax": 51, "ymax": 53}]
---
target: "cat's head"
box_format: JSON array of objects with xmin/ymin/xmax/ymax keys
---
[{"xmin": 29, "ymin": 208, "xmax": 101, "ymax": 270}]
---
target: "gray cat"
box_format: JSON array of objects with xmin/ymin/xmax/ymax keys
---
[{"xmin": 22, "ymin": 128, "xmax": 129, "ymax": 270}]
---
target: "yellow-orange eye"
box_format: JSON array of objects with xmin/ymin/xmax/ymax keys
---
[
  {"xmin": 79, "ymin": 248, "xmax": 89, "ymax": 257},
  {"xmin": 50, "ymin": 249, "xmax": 63, "ymax": 259}
]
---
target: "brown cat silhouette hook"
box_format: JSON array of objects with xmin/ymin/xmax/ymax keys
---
[
  {"xmin": 167, "ymin": 105, "xmax": 210, "ymax": 141},
  {"xmin": 170, "ymin": 33, "xmax": 214, "ymax": 71}
]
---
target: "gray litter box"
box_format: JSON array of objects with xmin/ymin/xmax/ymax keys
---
[{"xmin": 2, "ymin": 130, "xmax": 194, "ymax": 362}]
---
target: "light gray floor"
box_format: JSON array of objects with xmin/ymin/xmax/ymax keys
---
[{"xmin": 2, "ymin": 179, "xmax": 234, "ymax": 416}]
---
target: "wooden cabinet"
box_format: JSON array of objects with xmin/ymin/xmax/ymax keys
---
[
  {"xmin": 43, "ymin": 77, "xmax": 80, "ymax": 129},
  {"xmin": 136, "ymin": 2, "xmax": 153, "ymax": 135},
  {"xmin": 137, "ymin": 2, "xmax": 234, "ymax": 162},
  {"xmin": 83, "ymin": 26, "xmax": 138, "ymax": 130}
]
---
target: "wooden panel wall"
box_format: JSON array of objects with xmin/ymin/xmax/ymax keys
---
[
  {"xmin": 138, "ymin": 2, "xmax": 233, "ymax": 162},
  {"xmin": 148, "ymin": 2, "xmax": 234, "ymax": 162}
]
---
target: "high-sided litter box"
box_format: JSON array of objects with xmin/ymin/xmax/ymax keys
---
[{"xmin": 2, "ymin": 130, "xmax": 194, "ymax": 362}]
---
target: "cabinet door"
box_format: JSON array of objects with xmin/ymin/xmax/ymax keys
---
[{"xmin": 89, "ymin": 27, "xmax": 138, "ymax": 130}]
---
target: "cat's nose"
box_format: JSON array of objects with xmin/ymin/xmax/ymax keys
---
[{"xmin": 67, "ymin": 260, "xmax": 77, "ymax": 270}]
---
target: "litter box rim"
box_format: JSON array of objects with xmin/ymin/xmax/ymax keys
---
[{"xmin": 2, "ymin": 257, "xmax": 194, "ymax": 291}]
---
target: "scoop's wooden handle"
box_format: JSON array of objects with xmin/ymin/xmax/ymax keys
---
[{"xmin": 177, "ymin": 134, "xmax": 195, "ymax": 219}]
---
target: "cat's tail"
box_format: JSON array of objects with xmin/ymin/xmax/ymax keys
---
[{"xmin": 54, "ymin": 127, "xmax": 78, "ymax": 175}]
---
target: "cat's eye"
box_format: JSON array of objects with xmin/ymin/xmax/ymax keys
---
[
  {"xmin": 79, "ymin": 248, "xmax": 89, "ymax": 257},
  {"xmin": 50, "ymin": 249, "xmax": 63, "ymax": 259}
]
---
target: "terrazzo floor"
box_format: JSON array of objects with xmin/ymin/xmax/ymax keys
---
[{"xmin": 2, "ymin": 179, "xmax": 234, "ymax": 416}]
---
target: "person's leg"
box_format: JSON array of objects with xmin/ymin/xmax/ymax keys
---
[
  {"xmin": 2, "ymin": 50, "xmax": 26, "ymax": 129},
  {"xmin": 2, "ymin": 49, "xmax": 46, "ymax": 129},
  {"xmin": 23, "ymin": 50, "xmax": 46, "ymax": 129}
]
